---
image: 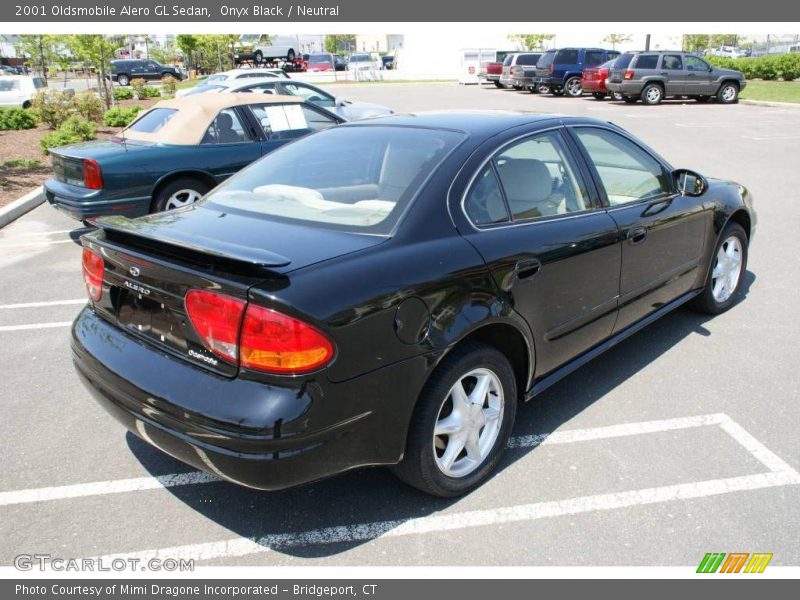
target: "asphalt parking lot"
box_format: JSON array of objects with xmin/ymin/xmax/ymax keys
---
[{"xmin": 1, "ymin": 83, "xmax": 799, "ymax": 568}]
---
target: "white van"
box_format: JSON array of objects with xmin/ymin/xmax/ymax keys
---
[{"xmin": 0, "ymin": 75, "xmax": 47, "ymax": 109}]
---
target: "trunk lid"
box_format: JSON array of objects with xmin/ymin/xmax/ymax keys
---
[{"xmin": 50, "ymin": 153, "xmax": 84, "ymax": 187}]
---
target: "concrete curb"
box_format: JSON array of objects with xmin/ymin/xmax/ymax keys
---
[
  {"xmin": 741, "ymin": 99, "xmax": 800, "ymax": 108},
  {"xmin": 0, "ymin": 186, "xmax": 44, "ymax": 229}
]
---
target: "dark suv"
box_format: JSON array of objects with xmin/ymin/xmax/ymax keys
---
[
  {"xmin": 533, "ymin": 47, "xmax": 620, "ymax": 96},
  {"xmin": 109, "ymin": 59, "xmax": 183, "ymax": 86},
  {"xmin": 606, "ymin": 51, "xmax": 746, "ymax": 105}
]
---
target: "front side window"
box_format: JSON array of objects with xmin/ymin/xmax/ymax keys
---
[
  {"xmin": 248, "ymin": 103, "xmax": 336, "ymax": 141},
  {"xmin": 573, "ymin": 128, "xmax": 671, "ymax": 206},
  {"xmin": 205, "ymin": 126, "xmax": 464, "ymax": 233},
  {"xmin": 201, "ymin": 108, "xmax": 250, "ymax": 144},
  {"xmin": 663, "ymin": 54, "xmax": 683, "ymax": 70},
  {"xmin": 281, "ymin": 83, "xmax": 335, "ymax": 107},
  {"xmin": 685, "ymin": 56, "xmax": 711, "ymax": 72}
]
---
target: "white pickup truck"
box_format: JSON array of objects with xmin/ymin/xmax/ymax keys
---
[{"xmin": 234, "ymin": 35, "xmax": 297, "ymax": 65}]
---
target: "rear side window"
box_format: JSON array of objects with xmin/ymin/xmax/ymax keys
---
[
  {"xmin": 613, "ymin": 53, "xmax": 635, "ymax": 69},
  {"xmin": 465, "ymin": 165, "xmax": 509, "ymax": 226},
  {"xmin": 663, "ymin": 54, "xmax": 683, "ymax": 70},
  {"xmin": 127, "ymin": 108, "xmax": 178, "ymax": 134},
  {"xmin": 585, "ymin": 51, "xmax": 604, "ymax": 67},
  {"xmin": 633, "ymin": 54, "xmax": 659, "ymax": 69},
  {"xmin": 555, "ymin": 49, "xmax": 579, "ymax": 64}
]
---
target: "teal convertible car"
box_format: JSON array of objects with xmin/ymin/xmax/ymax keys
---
[{"xmin": 44, "ymin": 93, "xmax": 344, "ymax": 221}]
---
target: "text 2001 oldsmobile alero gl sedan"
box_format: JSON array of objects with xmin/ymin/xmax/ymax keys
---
[{"xmin": 72, "ymin": 112, "xmax": 756, "ymax": 497}]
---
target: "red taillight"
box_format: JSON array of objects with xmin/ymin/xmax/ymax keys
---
[
  {"xmin": 549, "ymin": 64, "xmax": 554, "ymax": 73},
  {"xmin": 624, "ymin": 70, "xmax": 635, "ymax": 80},
  {"xmin": 184, "ymin": 290, "xmax": 334, "ymax": 374},
  {"xmin": 82, "ymin": 248, "xmax": 104, "ymax": 301},
  {"xmin": 82, "ymin": 158, "xmax": 103, "ymax": 190},
  {"xmin": 185, "ymin": 290, "xmax": 246, "ymax": 363},
  {"xmin": 240, "ymin": 305, "xmax": 334, "ymax": 374}
]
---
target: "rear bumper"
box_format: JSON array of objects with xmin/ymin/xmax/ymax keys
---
[
  {"xmin": 71, "ymin": 307, "xmax": 429, "ymax": 490},
  {"xmin": 44, "ymin": 178, "xmax": 150, "ymax": 221},
  {"xmin": 581, "ymin": 80, "xmax": 608, "ymax": 93},
  {"xmin": 606, "ymin": 81, "xmax": 644, "ymax": 95},
  {"xmin": 533, "ymin": 76, "xmax": 562, "ymax": 86}
]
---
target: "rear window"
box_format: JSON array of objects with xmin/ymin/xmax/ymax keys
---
[
  {"xmin": 633, "ymin": 54, "xmax": 659, "ymax": 69},
  {"xmin": 309, "ymin": 54, "xmax": 332, "ymax": 64},
  {"xmin": 536, "ymin": 51, "xmax": 557, "ymax": 68},
  {"xmin": 516, "ymin": 54, "xmax": 540, "ymax": 65},
  {"xmin": 205, "ymin": 126, "xmax": 466, "ymax": 235},
  {"xmin": 613, "ymin": 53, "xmax": 635, "ymax": 69},
  {"xmin": 555, "ymin": 49, "xmax": 579, "ymax": 64},
  {"xmin": 127, "ymin": 108, "xmax": 178, "ymax": 134},
  {"xmin": 503, "ymin": 55, "xmax": 515, "ymax": 66},
  {"xmin": 585, "ymin": 51, "xmax": 605, "ymax": 67}
]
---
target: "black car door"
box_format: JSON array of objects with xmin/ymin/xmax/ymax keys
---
[
  {"xmin": 568, "ymin": 126, "xmax": 708, "ymax": 333},
  {"xmin": 458, "ymin": 128, "xmax": 621, "ymax": 378}
]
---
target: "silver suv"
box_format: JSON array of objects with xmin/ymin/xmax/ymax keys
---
[{"xmin": 606, "ymin": 51, "xmax": 746, "ymax": 105}]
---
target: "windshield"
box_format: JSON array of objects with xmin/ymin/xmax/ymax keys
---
[
  {"xmin": 207, "ymin": 73, "xmax": 228, "ymax": 82},
  {"xmin": 182, "ymin": 84, "xmax": 225, "ymax": 96},
  {"xmin": 126, "ymin": 109, "xmax": 178, "ymax": 134},
  {"xmin": 351, "ymin": 54, "xmax": 370, "ymax": 62},
  {"xmin": 613, "ymin": 53, "xmax": 635, "ymax": 69},
  {"xmin": 0, "ymin": 78, "xmax": 21, "ymax": 91},
  {"xmin": 309, "ymin": 54, "xmax": 332, "ymax": 64},
  {"xmin": 239, "ymin": 35, "xmax": 259, "ymax": 44},
  {"xmin": 204, "ymin": 126, "xmax": 466, "ymax": 235}
]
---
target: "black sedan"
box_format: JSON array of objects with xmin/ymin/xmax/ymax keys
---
[{"xmin": 72, "ymin": 112, "xmax": 756, "ymax": 497}]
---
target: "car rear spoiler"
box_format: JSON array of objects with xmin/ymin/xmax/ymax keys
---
[{"xmin": 93, "ymin": 216, "xmax": 292, "ymax": 268}]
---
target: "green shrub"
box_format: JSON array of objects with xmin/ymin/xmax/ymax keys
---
[
  {"xmin": 40, "ymin": 116, "xmax": 96, "ymax": 154},
  {"xmin": 130, "ymin": 78, "xmax": 160, "ymax": 100},
  {"xmin": 706, "ymin": 53, "xmax": 800, "ymax": 81},
  {"xmin": 113, "ymin": 87, "xmax": 134, "ymax": 101},
  {"xmin": 73, "ymin": 92, "xmax": 106, "ymax": 123},
  {"xmin": 103, "ymin": 105, "xmax": 143, "ymax": 127},
  {"xmin": 778, "ymin": 53, "xmax": 800, "ymax": 81},
  {"xmin": 32, "ymin": 90, "xmax": 74, "ymax": 129},
  {"xmin": 0, "ymin": 107, "xmax": 37, "ymax": 130},
  {"xmin": 161, "ymin": 75, "xmax": 177, "ymax": 96}
]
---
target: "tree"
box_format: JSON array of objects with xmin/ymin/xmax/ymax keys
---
[
  {"xmin": 64, "ymin": 35, "xmax": 123, "ymax": 107},
  {"xmin": 602, "ymin": 34, "xmax": 633, "ymax": 50},
  {"xmin": 709, "ymin": 34, "xmax": 738, "ymax": 48},
  {"xmin": 682, "ymin": 34, "xmax": 711, "ymax": 52},
  {"xmin": 325, "ymin": 34, "xmax": 356, "ymax": 54},
  {"xmin": 194, "ymin": 34, "xmax": 240, "ymax": 72},
  {"xmin": 175, "ymin": 34, "xmax": 199, "ymax": 70},
  {"xmin": 507, "ymin": 34, "xmax": 555, "ymax": 51},
  {"xmin": 14, "ymin": 35, "xmax": 64, "ymax": 78}
]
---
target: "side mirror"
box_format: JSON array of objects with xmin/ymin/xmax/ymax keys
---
[{"xmin": 674, "ymin": 169, "xmax": 707, "ymax": 197}]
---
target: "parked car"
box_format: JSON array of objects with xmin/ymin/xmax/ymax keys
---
[
  {"xmin": 233, "ymin": 34, "xmax": 296, "ymax": 65},
  {"xmin": 533, "ymin": 47, "xmax": 620, "ymax": 97},
  {"xmin": 109, "ymin": 59, "xmax": 183, "ymax": 87},
  {"xmin": 708, "ymin": 46, "xmax": 749, "ymax": 59},
  {"xmin": 0, "ymin": 75, "xmax": 47, "ymax": 108},
  {"xmin": 382, "ymin": 55, "xmax": 395, "ymax": 70},
  {"xmin": 499, "ymin": 53, "xmax": 541, "ymax": 89},
  {"xmin": 509, "ymin": 54, "xmax": 543, "ymax": 91},
  {"xmin": 581, "ymin": 59, "xmax": 623, "ymax": 100},
  {"xmin": 73, "ymin": 111, "xmax": 755, "ymax": 497},
  {"xmin": 307, "ymin": 52, "xmax": 346, "ymax": 72},
  {"xmin": 607, "ymin": 51, "xmax": 746, "ymax": 105},
  {"xmin": 479, "ymin": 50, "xmax": 516, "ymax": 87},
  {"xmin": 176, "ymin": 69, "xmax": 287, "ymax": 97},
  {"xmin": 221, "ymin": 78, "xmax": 394, "ymax": 120},
  {"xmin": 44, "ymin": 94, "xmax": 343, "ymax": 222},
  {"xmin": 348, "ymin": 53, "xmax": 382, "ymax": 73}
]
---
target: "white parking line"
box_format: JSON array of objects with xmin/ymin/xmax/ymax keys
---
[
  {"xmin": 0, "ymin": 413, "xmax": 791, "ymax": 508},
  {"xmin": 0, "ymin": 299, "xmax": 85, "ymax": 310},
  {"xmin": 0, "ymin": 321, "xmax": 73, "ymax": 332},
  {"xmin": 94, "ymin": 470, "xmax": 800, "ymax": 563},
  {"xmin": 0, "ymin": 229, "xmax": 75, "ymax": 238},
  {"xmin": 0, "ymin": 239, "xmax": 76, "ymax": 249}
]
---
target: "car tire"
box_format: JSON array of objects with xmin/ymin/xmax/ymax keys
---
[
  {"xmin": 536, "ymin": 84, "xmax": 551, "ymax": 94},
  {"xmin": 695, "ymin": 95, "xmax": 711, "ymax": 103},
  {"xmin": 611, "ymin": 92, "xmax": 624, "ymax": 101},
  {"xmin": 592, "ymin": 92, "xmax": 607, "ymax": 100},
  {"xmin": 22, "ymin": 100, "xmax": 32, "ymax": 109},
  {"xmin": 552, "ymin": 86, "xmax": 565, "ymax": 96},
  {"xmin": 493, "ymin": 81, "xmax": 503, "ymax": 88},
  {"xmin": 254, "ymin": 50, "xmax": 263, "ymax": 64},
  {"xmin": 564, "ymin": 76, "xmax": 583, "ymax": 97},
  {"xmin": 392, "ymin": 342, "xmax": 517, "ymax": 497},
  {"xmin": 117, "ymin": 74, "xmax": 130, "ymax": 86},
  {"xmin": 690, "ymin": 222, "xmax": 748, "ymax": 315},
  {"xmin": 717, "ymin": 82, "xmax": 739, "ymax": 104},
  {"xmin": 623, "ymin": 96, "xmax": 638, "ymax": 103},
  {"xmin": 152, "ymin": 177, "xmax": 211, "ymax": 213},
  {"xmin": 641, "ymin": 83, "xmax": 663, "ymax": 105},
  {"xmin": 287, "ymin": 49, "xmax": 296, "ymax": 62}
]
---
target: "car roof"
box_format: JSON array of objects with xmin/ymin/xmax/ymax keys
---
[{"xmin": 121, "ymin": 93, "xmax": 302, "ymax": 145}]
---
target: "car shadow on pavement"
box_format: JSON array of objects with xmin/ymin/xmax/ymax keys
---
[{"xmin": 127, "ymin": 270, "xmax": 755, "ymax": 559}]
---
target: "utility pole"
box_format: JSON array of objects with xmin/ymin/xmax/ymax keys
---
[{"xmin": 645, "ymin": 34, "xmax": 651, "ymax": 51}]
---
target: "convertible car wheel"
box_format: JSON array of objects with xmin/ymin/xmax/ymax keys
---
[
  {"xmin": 691, "ymin": 223, "xmax": 748, "ymax": 314},
  {"xmin": 393, "ymin": 343, "xmax": 517, "ymax": 497},
  {"xmin": 153, "ymin": 177, "xmax": 210, "ymax": 213}
]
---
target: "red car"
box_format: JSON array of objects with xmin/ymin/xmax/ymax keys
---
[
  {"xmin": 582, "ymin": 59, "xmax": 623, "ymax": 100},
  {"xmin": 306, "ymin": 52, "xmax": 346, "ymax": 72}
]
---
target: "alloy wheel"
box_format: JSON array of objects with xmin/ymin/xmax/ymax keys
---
[
  {"xmin": 165, "ymin": 189, "xmax": 202, "ymax": 210},
  {"xmin": 433, "ymin": 368, "xmax": 504, "ymax": 478},
  {"xmin": 645, "ymin": 86, "xmax": 662, "ymax": 104},
  {"xmin": 711, "ymin": 236, "xmax": 743, "ymax": 303},
  {"xmin": 720, "ymin": 85, "xmax": 737, "ymax": 102}
]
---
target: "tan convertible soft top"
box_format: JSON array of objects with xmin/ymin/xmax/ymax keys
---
[{"xmin": 120, "ymin": 93, "xmax": 304, "ymax": 145}]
